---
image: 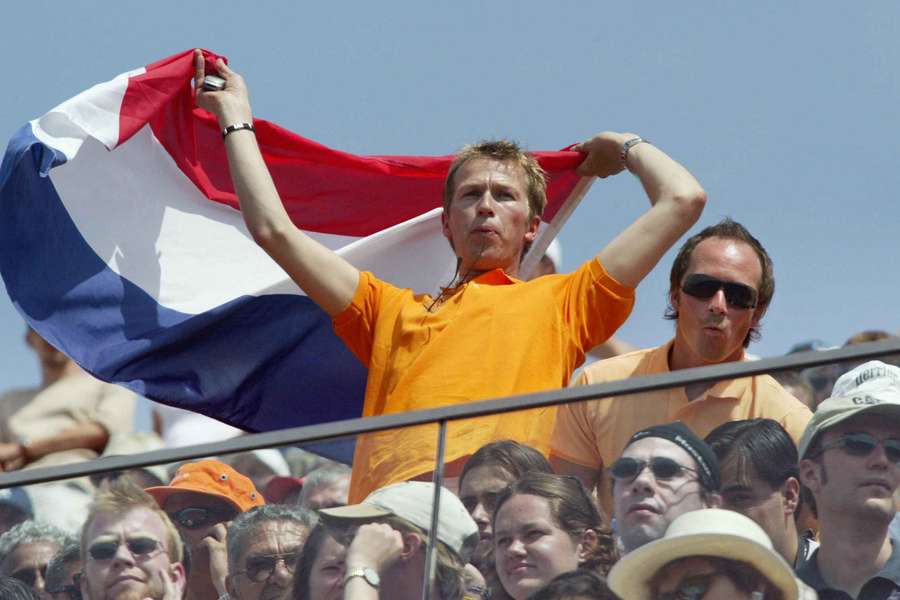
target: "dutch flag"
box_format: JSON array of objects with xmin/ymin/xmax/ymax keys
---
[{"xmin": 0, "ymin": 49, "xmax": 589, "ymax": 440}]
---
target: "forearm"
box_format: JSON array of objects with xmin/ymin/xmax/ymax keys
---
[
  {"xmin": 199, "ymin": 52, "xmax": 360, "ymax": 316},
  {"xmin": 597, "ymin": 140, "xmax": 705, "ymax": 288},
  {"xmin": 223, "ymin": 132, "xmax": 360, "ymax": 314},
  {"xmin": 23, "ymin": 421, "xmax": 108, "ymax": 463}
]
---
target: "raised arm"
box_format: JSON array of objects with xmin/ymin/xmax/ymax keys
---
[
  {"xmin": 576, "ymin": 132, "xmax": 707, "ymax": 289},
  {"xmin": 193, "ymin": 50, "xmax": 359, "ymax": 316}
]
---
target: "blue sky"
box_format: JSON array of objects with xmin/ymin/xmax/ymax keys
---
[{"xmin": 1, "ymin": 2, "xmax": 898, "ymax": 391}]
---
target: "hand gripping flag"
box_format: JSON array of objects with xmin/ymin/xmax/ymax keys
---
[{"xmin": 0, "ymin": 49, "xmax": 592, "ymax": 441}]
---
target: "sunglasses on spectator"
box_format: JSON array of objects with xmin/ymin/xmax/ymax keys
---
[
  {"xmin": 233, "ymin": 552, "xmax": 300, "ymax": 582},
  {"xmin": 810, "ymin": 432, "xmax": 900, "ymax": 463},
  {"xmin": 681, "ymin": 274, "xmax": 758, "ymax": 309},
  {"xmin": 657, "ymin": 572, "xmax": 724, "ymax": 600},
  {"xmin": 88, "ymin": 536, "xmax": 165, "ymax": 561},
  {"xmin": 10, "ymin": 565, "xmax": 47, "ymax": 588},
  {"xmin": 168, "ymin": 506, "xmax": 237, "ymax": 529},
  {"xmin": 610, "ymin": 456, "xmax": 698, "ymax": 483}
]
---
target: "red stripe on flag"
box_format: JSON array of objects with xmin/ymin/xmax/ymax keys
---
[{"xmin": 118, "ymin": 49, "xmax": 584, "ymax": 237}]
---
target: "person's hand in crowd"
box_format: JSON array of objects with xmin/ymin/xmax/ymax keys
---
[
  {"xmin": 145, "ymin": 567, "xmax": 183, "ymax": 600},
  {"xmin": 0, "ymin": 442, "xmax": 26, "ymax": 471},
  {"xmin": 193, "ymin": 49, "xmax": 253, "ymax": 127},
  {"xmin": 201, "ymin": 522, "xmax": 231, "ymax": 597},
  {"xmin": 345, "ymin": 522, "xmax": 404, "ymax": 575},
  {"xmin": 573, "ymin": 131, "xmax": 637, "ymax": 178}
]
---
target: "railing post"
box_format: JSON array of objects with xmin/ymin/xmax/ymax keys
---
[{"xmin": 422, "ymin": 419, "xmax": 448, "ymax": 600}]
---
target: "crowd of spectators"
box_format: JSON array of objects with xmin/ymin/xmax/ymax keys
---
[{"xmin": 0, "ymin": 357, "xmax": 898, "ymax": 600}]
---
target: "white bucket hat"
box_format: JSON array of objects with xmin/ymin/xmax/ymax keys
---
[{"xmin": 608, "ymin": 509, "xmax": 798, "ymax": 600}]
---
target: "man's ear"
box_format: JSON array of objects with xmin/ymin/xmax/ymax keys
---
[
  {"xmin": 751, "ymin": 302, "xmax": 768, "ymax": 329},
  {"xmin": 523, "ymin": 214, "xmax": 540, "ymax": 244},
  {"xmin": 575, "ymin": 528, "xmax": 598, "ymax": 562},
  {"xmin": 706, "ymin": 492, "xmax": 723, "ymax": 509},
  {"xmin": 441, "ymin": 208, "xmax": 453, "ymax": 247},
  {"xmin": 782, "ymin": 476, "xmax": 801, "ymax": 516},
  {"xmin": 400, "ymin": 531, "xmax": 424, "ymax": 561},
  {"xmin": 798, "ymin": 459, "xmax": 821, "ymax": 493}
]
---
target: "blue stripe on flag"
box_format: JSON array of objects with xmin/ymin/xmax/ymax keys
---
[{"xmin": 0, "ymin": 126, "xmax": 368, "ymax": 447}]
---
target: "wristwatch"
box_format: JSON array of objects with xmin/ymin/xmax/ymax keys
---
[{"xmin": 344, "ymin": 566, "xmax": 380, "ymax": 588}]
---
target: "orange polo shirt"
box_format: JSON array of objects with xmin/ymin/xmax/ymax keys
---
[
  {"xmin": 551, "ymin": 340, "xmax": 813, "ymax": 516},
  {"xmin": 333, "ymin": 257, "xmax": 634, "ymax": 501}
]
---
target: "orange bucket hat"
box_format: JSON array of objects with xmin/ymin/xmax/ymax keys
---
[{"xmin": 145, "ymin": 459, "xmax": 265, "ymax": 512}]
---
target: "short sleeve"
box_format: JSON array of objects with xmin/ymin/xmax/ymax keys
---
[
  {"xmin": 550, "ymin": 372, "xmax": 605, "ymax": 469},
  {"xmin": 560, "ymin": 258, "xmax": 635, "ymax": 352}
]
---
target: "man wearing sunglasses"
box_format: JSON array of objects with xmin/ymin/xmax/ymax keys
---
[
  {"xmin": 611, "ymin": 422, "xmax": 722, "ymax": 554},
  {"xmin": 224, "ymin": 505, "xmax": 316, "ymax": 600},
  {"xmin": 797, "ymin": 360, "xmax": 900, "ymax": 600},
  {"xmin": 80, "ymin": 478, "xmax": 186, "ymax": 600},
  {"xmin": 0, "ymin": 520, "xmax": 72, "ymax": 599},
  {"xmin": 552, "ymin": 219, "xmax": 811, "ymax": 515},
  {"xmin": 146, "ymin": 460, "xmax": 265, "ymax": 600}
]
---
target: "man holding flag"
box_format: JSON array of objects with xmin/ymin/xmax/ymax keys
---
[{"xmin": 193, "ymin": 51, "xmax": 707, "ymax": 499}]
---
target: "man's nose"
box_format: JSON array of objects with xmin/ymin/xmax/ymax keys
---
[
  {"xmin": 707, "ymin": 288, "xmax": 728, "ymax": 314},
  {"xmin": 270, "ymin": 558, "xmax": 293, "ymax": 587},
  {"xmin": 475, "ymin": 191, "xmax": 496, "ymax": 214},
  {"xmin": 471, "ymin": 501, "xmax": 491, "ymax": 525}
]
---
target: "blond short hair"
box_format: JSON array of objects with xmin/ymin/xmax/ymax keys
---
[
  {"xmin": 443, "ymin": 140, "xmax": 548, "ymax": 219},
  {"xmin": 82, "ymin": 478, "xmax": 183, "ymax": 564}
]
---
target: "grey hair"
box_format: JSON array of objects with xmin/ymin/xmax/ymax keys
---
[
  {"xmin": 299, "ymin": 464, "xmax": 351, "ymax": 508},
  {"xmin": 45, "ymin": 539, "xmax": 81, "ymax": 591},
  {"xmin": 226, "ymin": 505, "xmax": 317, "ymax": 572},
  {"xmin": 0, "ymin": 521, "xmax": 72, "ymax": 574}
]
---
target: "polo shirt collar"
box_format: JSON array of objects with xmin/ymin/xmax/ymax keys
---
[
  {"xmin": 654, "ymin": 339, "xmax": 753, "ymax": 401},
  {"xmin": 470, "ymin": 269, "xmax": 519, "ymax": 286}
]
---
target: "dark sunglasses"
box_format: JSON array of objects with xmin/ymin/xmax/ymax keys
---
[
  {"xmin": 681, "ymin": 274, "xmax": 758, "ymax": 309},
  {"xmin": 610, "ymin": 456, "xmax": 698, "ymax": 483},
  {"xmin": 811, "ymin": 432, "xmax": 900, "ymax": 463},
  {"xmin": 10, "ymin": 565, "xmax": 47, "ymax": 588},
  {"xmin": 233, "ymin": 552, "xmax": 300, "ymax": 582},
  {"xmin": 658, "ymin": 572, "xmax": 719, "ymax": 600},
  {"xmin": 88, "ymin": 536, "xmax": 165, "ymax": 561},
  {"xmin": 169, "ymin": 506, "xmax": 236, "ymax": 529}
]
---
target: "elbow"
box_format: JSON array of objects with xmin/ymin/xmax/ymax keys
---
[
  {"xmin": 672, "ymin": 185, "xmax": 707, "ymax": 225},
  {"xmin": 249, "ymin": 222, "xmax": 290, "ymax": 252}
]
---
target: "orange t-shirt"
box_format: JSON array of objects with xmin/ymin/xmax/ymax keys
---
[
  {"xmin": 551, "ymin": 340, "xmax": 813, "ymax": 516},
  {"xmin": 333, "ymin": 257, "xmax": 634, "ymax": 501}
]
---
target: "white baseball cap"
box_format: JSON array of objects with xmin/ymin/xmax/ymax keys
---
[
  {"xmin": 319, "ymin": 481, "xmax": 478, "ymax": 559},
  {"xmin": 798, "ymin": 360, "xmax": 900, "ymax": 458}
]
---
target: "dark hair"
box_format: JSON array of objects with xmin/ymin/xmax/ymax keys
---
[
  {"xmin": 459, "ymin": 440, "xmax": 554, "ymax": 492},
  {"xmin": 0, "ymin": 576, "xmax": 40, "ymax": 600},
  {"xmin": 705, "ymin": 419, "xmax": 798, "ymax": 490},
  {"xmin": 493, "ymin": 473, "xmax": 616, "ymax": 577},
  {"xmin": 530, "ymin": 570, "xmax": 621, "ymax": 600},
  {"xmin": 651, "ymin": 557, "xmax": 784, "ymax": 600},
  {"xmin": 291, "ymin": 524, "xmax": 334, "ymax": 600},
  {"xmin": 665, "ymin": 218, "xmax": 774, "ymax": 347}
]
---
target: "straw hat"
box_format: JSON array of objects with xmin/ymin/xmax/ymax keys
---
[{"xmin": 608, "ymin": 509, "xmax": 798, "ymax": 600}]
